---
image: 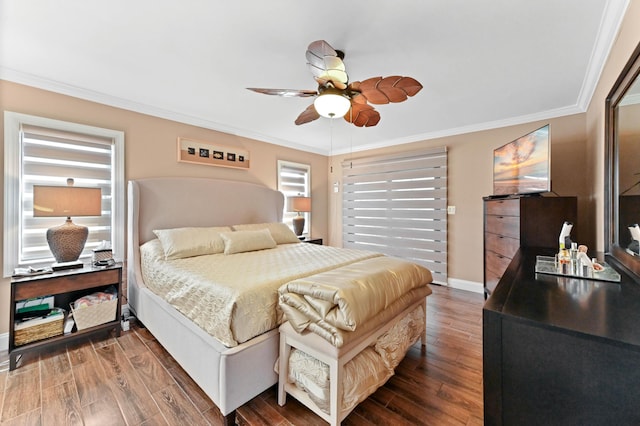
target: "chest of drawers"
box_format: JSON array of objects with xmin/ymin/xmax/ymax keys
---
[{"xmin": 483, "ymin": 196, "xmax": 577, "ymax": 296}]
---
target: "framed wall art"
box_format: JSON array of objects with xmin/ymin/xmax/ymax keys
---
[{"xmin": 177, "ymin": 137, "xmax": 250, "ymax": 170}]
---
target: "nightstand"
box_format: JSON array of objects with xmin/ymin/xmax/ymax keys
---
[
  {"xmin": 303, "ymin": 238, "xmax": 323, "ymax": 245},
  {"xmin": 9, "ymin": 263, "xmax": 122, "ymax": 370}
]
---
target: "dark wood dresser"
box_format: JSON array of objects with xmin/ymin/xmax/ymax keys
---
[
  {"xmin": 484, "ymin": 248, "xmax": 640, "ymax": 425},
  {"xmin": 483, "ymin": 195, "xmax": 577, "ymax": 296}
]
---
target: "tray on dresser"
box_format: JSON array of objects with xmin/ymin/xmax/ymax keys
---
[{"xmin": 535, "ymin": 255, "xmax": 621, "ymax": 283}]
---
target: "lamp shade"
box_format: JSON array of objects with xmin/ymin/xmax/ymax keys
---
[
  {"xmin": 287, "ymin": 196, "xmax": 311, "ymax": 213},
  {"xmin": 33, "ymin": 185, "xmax": 102, "ymax": 217},
  {"xmin": 313, "ymin": 89, "xmax": 351, "ymax": 119}
]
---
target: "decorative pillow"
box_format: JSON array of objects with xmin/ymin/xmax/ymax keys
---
[
  {"xmin": 232, "ymin": 222, "xmax": 301, "ymax": 244},
  {"xmin": 153, "ymin": 226, "xmax": 231, "ymax": 260},
  {"xmin": 220, "ymin": 229, "xmax": 277, "ymax": 254}
]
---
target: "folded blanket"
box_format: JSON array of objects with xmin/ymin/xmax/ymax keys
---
[{"xmin": 278, "ymin": 256, "xmax": 433, "ymax": 346}]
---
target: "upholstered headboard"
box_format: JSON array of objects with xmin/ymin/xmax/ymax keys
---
[
  {"xmin": 127, "ymin": 177, "xmax": 284, "ymax": 307},
  {"xmin": 128, "ymin": 177, "xmax": 284, "ymax": 245}
]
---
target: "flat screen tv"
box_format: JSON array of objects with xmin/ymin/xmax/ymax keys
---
[{"xmin": 493, "ymin": 124, "xmax": 550, "ymax": 196}]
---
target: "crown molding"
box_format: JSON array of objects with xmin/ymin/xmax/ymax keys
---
[
  {"xmin": 0, "ymin": 67, "xmax": 327, "ymax": 156},
  {"xmin": 332, "ymin": 104, "xmax": 584, "ymax": 155},
  {"xmin": 576, "ymin": 0, "xmax": 631, "ymax": 111}
]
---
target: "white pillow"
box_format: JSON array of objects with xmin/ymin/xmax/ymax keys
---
[
  {"xmin": 220, "ymin": 229, "xmax": 277, "ymax": 254},
  {"xmin": 153, "ymin": 226, "xmax": 231, "ymax": 259},
  {"xmin": 232, "ymin": 222, "xmax": 301, "ymax": 244}
]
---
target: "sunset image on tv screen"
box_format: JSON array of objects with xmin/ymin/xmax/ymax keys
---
[{"xmin": 493, "ymin": 125, "xmax": 549, "ymax": 195}]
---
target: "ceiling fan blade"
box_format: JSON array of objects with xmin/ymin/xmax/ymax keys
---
[
  {"xmin": 308, "ymin": 57, "xmax": 348, "ymax": 79},
  {"xmin": 352, "ymin": 76, "xmax": 423, "ymax": 104},
  {"xmin": 306, "ymin": 40, "xmax": 338, "ymax": 60},
  {"xmin": 295, "ymin": 103, "xmax": 320, "ymax": 125},
  {"xmin": 344, "ymin": 102, "xmax": 380, "ymax": 127},
  {"xmin": 392, "ymin": 76, "xmax": 423, "ymax": 97},
  {"xmin": 247, "ymin": 88, "xmax": 317, "ymax": 98},
  {"xmin": 306, "ymin": 40, "xmax": 349, "ymax": 87}
]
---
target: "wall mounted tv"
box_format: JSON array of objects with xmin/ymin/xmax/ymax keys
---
[{"xmin": 493, "ymin": 124, "xmax": 550, "ymax": 196}]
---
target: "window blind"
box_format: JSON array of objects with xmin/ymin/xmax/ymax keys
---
[
  {"xmin": 342, "ymin": 147, "xmax": 448, "ymax": 283},
  {"xmin": 20, "ymin": 124, "xmax": 114, "ymax": 264},
  {"xmin": 277, "ymin": 160, "xmax": 311, "ymax": 234}
]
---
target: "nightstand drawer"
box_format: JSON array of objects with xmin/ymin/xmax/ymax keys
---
[{"xmin": 14, "ymin": 269, "xmax": 120, "ymax": 300}]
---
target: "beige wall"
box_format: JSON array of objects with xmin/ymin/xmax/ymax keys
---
[
  {"xmin": 0, "ymin": 80, "xmax": 328, "ymax": 335},
  {"xmin": 328, "ymin": 114, "xmax": 588, "ymax": 286},
  {"xmin": 586, "ymin": 0, "xmax": 640, "ymax": 251}
]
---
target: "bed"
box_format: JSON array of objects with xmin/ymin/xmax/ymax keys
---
[{"xmin": 127, "ymin": 177, "xmax": 432, "ymax": 424}]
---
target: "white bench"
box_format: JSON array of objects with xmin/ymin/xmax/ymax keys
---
[{"xmin": 278, "ymin": 296, "xmax": 427, "ymax": 426}]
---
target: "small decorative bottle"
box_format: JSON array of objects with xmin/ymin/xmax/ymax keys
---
[
  {"xmin": 570, "ymin": 242, "xmax": 579, "ymax": 275},
  {"xmin": 558, "ymin": 248, "xmax": 570, "ymax": 275}
]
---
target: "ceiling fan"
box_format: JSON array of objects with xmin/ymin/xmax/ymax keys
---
[{"xmin": 247, "ymin": 40, "xmax": 423, "ymax": 127}]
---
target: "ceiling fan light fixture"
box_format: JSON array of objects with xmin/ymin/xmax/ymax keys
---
[{"xmin": 314, "ymin": 89, "xmax": 351, "ymax": 119}]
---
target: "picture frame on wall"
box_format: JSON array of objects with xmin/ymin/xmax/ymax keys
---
[{"xmin": 177, "ymin": 137, "xmax": 250, "ymax": 170}]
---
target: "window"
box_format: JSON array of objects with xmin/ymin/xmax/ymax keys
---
[
  {"xmin": 277, "ymin": 160, "xmax": 311, "ymax": 235},
  {"xmin": 342, "ymin": 147, "xmax": 448, "ymax": 283},
  {"xmin": 4, "ymin": 112, "xmax": 125, "ymax": 277}
]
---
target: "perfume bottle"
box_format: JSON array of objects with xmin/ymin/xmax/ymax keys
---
[
  {"xmin": 558, "ymin": 248, "xmax": 570, "ymax": 275},
  {"xmin": 570, "ymin": 242, "xmax": 579, "ymax": 275}
]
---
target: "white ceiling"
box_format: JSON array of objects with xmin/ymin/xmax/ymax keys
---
[{"xmin": 0, "ymin": 0, "xmax": 630, "ymax": 155}]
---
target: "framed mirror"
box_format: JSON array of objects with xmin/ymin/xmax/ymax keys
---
[{"xmin": 606, "ymin": 41, "xmax": 640, "ymax": 277}]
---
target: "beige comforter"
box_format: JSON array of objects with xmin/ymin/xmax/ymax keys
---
[
  {"xmin": 140, "ymin": 240, "xmax": 382, "ymax": 347},
  {"xmin": 278, "ymin": 257, "xmax": 433, "ymax": 347}
]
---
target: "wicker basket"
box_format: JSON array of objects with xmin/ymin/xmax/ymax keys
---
[
  {"xmin": 71, "ymin": 298, "xmax": 118, "ymax": 330},
  {"xmin": 14, "ymin": 314, "xmax": 64, "ymax": 346}
]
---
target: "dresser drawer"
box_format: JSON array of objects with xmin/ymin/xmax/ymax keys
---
[
  {"xmin": 486, "ymin": 215, "xmax": 520, "ymax": 239},
  {"xmin": 486, "ymin": 198, "xmax": 520, "ymax": 216},
  {"xmin": 485, "ymin": 233, "xmax": 520, "ymax": 259},
  {"xmin": 485, "ymin": 250, "xmax": 513, "ymax": 276},
  {"xmin": 485, "ymin": 269, "xmax": 502, "ymax": 294}
]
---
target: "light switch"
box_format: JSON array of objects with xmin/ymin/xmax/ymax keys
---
[{"xmin": 447, "ymin": 206, "xmax": 456, "ymax": 215}]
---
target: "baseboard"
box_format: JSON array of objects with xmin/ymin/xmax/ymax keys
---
[
  {"xmin": 447, "ymin": 278, "xmax": 484, "ymax": 294},
  {"xmin": 0, "ymin": 332, "xmax": 8, "ymax": 352}
]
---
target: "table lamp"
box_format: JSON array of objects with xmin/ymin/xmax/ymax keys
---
[
  {"xmin": 33, "ymin": 179, "xmax": 102, "ymax": 270},
  {"xmin": 287, "ymin": 196, "xmax": 311, "ymax": 237}
]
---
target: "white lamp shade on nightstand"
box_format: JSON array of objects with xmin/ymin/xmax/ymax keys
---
[
  {"xmin": 33, "ymin": 184, "xmax": 102, "ymax": 266},
  {"xmin": 287, "ymin": 196, "xmax": 311, "ymax": 236}
]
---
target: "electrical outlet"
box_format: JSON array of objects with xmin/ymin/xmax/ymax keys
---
[
  {"xmin": 447, "ymin": 206, "xmax": 456, "ymax": 215},
  {"xmin": 333, "ymin": 182, "xmax": 340, "ymax": 193}
]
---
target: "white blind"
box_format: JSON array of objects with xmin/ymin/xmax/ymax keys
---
[
  {"xmin": 20, "ymin": 124, "xmax": 114, "ymax": 264},
  {"xmin": 277, "ymin": 160, "xmax": 311, "ymax": 234},
  {"xmin": 342, "ymin": 147, "xmax": 448, "ymax": 283}
]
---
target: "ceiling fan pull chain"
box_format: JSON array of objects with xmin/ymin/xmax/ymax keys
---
[
  {"xmin": 330, "ymin": 117, "xmax": 334, "ymax": 173},
  {"xmin": 349, "ymin": 108, "xmax": 353, "ymax": 168}
]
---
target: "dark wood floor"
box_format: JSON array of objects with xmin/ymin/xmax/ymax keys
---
[{"xmin": 0, "ymin": 285, "xmax": 484, "ymax": 425}]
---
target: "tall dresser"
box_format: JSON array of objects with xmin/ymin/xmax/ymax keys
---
[{"xmin": 483, "ymin": 195, "xmax": 577, "ymax": 296}]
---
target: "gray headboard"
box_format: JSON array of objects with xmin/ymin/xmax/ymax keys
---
[
  {"xmin": 127, "ymin": 177, "xmax": 284, "ymax": 307},
  {"xmin": 128, "ymin": 177, "xmax": 284, "ymax": 245}
]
